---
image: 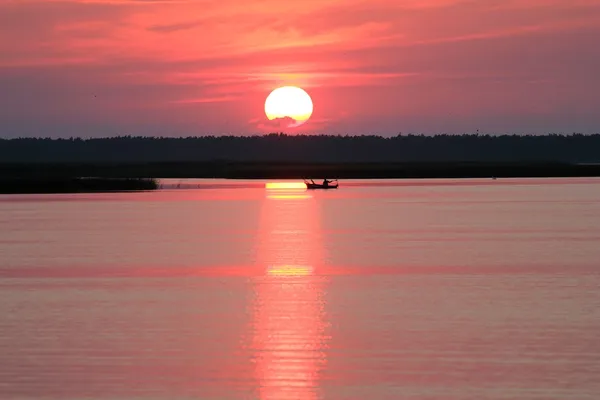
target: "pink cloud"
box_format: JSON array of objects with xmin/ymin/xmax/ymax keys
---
[{"xmin": 170, "ymin": 95, "xmax": 240, "ymax": 104}]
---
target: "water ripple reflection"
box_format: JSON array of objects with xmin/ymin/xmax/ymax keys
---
[{"xmin": 247, "ymin": 184, "xmax": 329, "ymax": 399}]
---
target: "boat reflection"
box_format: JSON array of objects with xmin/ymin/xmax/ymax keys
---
[{"xmin": 248, "ymin": 183, "xmax": 329, "ymax": 399}]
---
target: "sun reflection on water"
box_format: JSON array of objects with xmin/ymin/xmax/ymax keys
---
[
  {"xmin": 265, "ymin": 181, "xmax": 311, "ymax": 200},
  {"xmin": 267, "ymin": 265, "xmax": 314, "ymax": 276},
  {"xmin": 248, "ymin": 182, "xmax": 329, "ymax": 399},
  {"xmin": 265, "ymin": 182, "xmax": 307, "ymax": 190}
]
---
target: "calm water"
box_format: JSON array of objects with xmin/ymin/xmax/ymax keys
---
[{"xmin": 1, "ymin": 178, "xmax": 600, "ymax": 400}]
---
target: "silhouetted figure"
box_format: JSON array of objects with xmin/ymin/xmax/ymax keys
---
[{"xmin": 322, "ymin": 178, "xmax": 333, "ymax": 187}]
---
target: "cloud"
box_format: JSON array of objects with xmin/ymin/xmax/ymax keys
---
[
  {"xmin": 170, "ymin": 95, "xmax": 240, "ymax": 104},
  {"xmin": 147, "ymin": 20, "xmax": 203, "ymax": 33},
  {"xmin": 254, "ymin": 116, "xmax": 299, "ymax": 132}
]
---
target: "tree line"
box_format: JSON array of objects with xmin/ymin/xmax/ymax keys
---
[{"xmin": 1, "ymin": 133, "xmax": 599, "ymax": 163}]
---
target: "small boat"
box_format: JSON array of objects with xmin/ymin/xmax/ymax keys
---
[{"xmin": 304, "ymin": 179, "xmax": 339, "ymax": 189}]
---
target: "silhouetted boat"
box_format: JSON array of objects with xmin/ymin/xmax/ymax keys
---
[{"xmin": 304, "ymin": 179, "xmax": 339, "ymax": 189}]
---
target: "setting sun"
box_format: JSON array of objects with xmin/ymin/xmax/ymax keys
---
[{"xmin": 264, "ymin": 86, "xmax": 313, "ymax": 127}]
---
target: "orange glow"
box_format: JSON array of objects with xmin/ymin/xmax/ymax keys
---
[
  {"xmin": 264, "ymin": 86, "xmax": 314, "ymax": 127},
  {"xmin": 265, "ymin": 182, "xmax": 307, "ymax": 190},
  {"xmin": 265, "ymin": 181, "xmax": 310, "ymax": 200},
  {"xmin": 249, "ymin": 182, "xmax": 329, "ymax": 399},
  {"xmin": 267, "ymin": 265, "xmax": 314, "ymax": 276}
]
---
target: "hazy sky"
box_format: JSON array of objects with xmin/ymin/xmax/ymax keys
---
[{"xmin": 1, "ymin": 0, "xmax": 599, "ymax": 137}]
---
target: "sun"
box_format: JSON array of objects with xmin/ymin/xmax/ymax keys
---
[{"xmin": 264, "ymin": 86, "xmax": 313, "ymax": 128}]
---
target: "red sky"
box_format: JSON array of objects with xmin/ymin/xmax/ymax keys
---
[{"xmin": 1, "ymin": 0, "xmax": 599, "ymax": 137}]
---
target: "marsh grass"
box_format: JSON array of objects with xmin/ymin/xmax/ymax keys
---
[{"xmin": 0, "ymin": 177, "xmax": 158, "ymax": 194}]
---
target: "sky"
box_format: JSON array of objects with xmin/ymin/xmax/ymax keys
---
[{"xmin": 1, "ymin": 0, "xmax": 599, "ymax": 137}]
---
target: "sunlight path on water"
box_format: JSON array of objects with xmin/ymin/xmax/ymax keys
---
[{"xmin": 245, "ymin": 183, "xmax": 329, "ymax": 400}]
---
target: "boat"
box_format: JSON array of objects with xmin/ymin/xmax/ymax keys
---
[{"xmin": 304, "ymin": 179, "xmax": 339, "ymax": 189}]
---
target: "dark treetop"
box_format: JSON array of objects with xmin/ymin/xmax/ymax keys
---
[{"xmin": 1, "ymin": 133, "xmax": 599, "ymax": 164}]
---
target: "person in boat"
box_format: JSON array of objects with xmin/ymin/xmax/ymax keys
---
[{"xmin": 322, "ymin": 178, "xmax": 333, "ymax": 187}]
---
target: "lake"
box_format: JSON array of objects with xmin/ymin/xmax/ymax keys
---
[{"xmin": 1, "ymin": 178, "xmax": 600, "ymax": 399}]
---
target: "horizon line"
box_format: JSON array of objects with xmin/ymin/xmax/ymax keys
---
[{"xmin": 2, "ymin": 132, "xmax": 600, "ymax": 141}]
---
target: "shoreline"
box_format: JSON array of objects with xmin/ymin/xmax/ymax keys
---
[
  {"xmin": 3, "ymin": 161, "xmax": 600, "ymax": 178},
  {"xmin": 0, "ymin": 177, "xmax": 158, "ymax": 194},
  {"xmin": 1, "ymin": 162, "xmax": 600, "ymax": 193}
]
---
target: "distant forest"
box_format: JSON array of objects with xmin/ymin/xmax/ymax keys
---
[{"xmin": 1, "ymin": 134, "xmax": 599, "ymax": 163}]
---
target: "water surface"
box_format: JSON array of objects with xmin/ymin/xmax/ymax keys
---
[{"xmin": 1, "ymin": 178, "xmax": 600, "ymax": 399}]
